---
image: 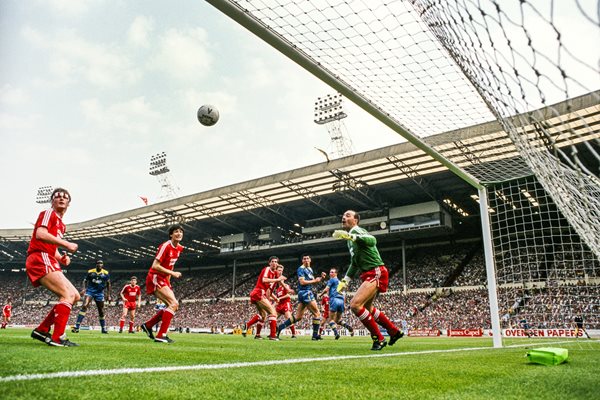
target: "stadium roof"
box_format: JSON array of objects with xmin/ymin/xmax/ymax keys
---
[{"xmin": 0, "ymin": 91, "xmax": 597, "ymax": 269}]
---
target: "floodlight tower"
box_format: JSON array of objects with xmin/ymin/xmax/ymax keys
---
[
  {"xmin": 35, "ymin": 186, "xmax": 53, "ymax": 204},
  {"xmin": 149, "ymin": 152, "xmax": 180, "ymax": 201},
  {"xmin": 314, "ymin": 93, "xmax": 354, "ymax": 158}
]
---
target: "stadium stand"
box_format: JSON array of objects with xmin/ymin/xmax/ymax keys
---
[{"xmin": 2, "ymin": 241, "xmax": 597, "ymax": 331}]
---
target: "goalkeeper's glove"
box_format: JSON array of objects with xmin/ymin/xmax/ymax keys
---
[
  {"xmin": 332, "ymin": 230, "xmax": 356, "ymax": 241},
  {"xmin": 337, "ymin": 277, "xmax": 351, "ymax": 292}
]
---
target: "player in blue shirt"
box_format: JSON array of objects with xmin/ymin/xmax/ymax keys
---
[
  {"xmin": 277, "ymin": 254, "xmax": 325, "ymax": 340},
  {"xmin": 319, "ymin": 267, "xmax": 354, "ymax": 339},
  {"xmin": 72, "ymin": 260, "xmax": 111, "ymax": 333}
]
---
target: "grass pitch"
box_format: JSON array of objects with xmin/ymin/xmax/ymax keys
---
[{"xmin": 0, "ymin": 328, "xmax": 598, "ymax": 399}]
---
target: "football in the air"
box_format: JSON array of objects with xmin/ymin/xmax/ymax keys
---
[{"xmin": 197, "ymin": 105, "xmax": 219, "ymax": 126}]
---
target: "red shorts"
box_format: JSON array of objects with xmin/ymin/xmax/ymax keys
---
[
  {"xmin": 359, "ymin": 265, "xmax": 389, "ymax": 293},
  {"xmin": 3, "ymin": 312, "xmax": 10, "ymax": 318},
  {"xmin": 26, "ymin": 252, "xmax": 62, "ymax": 287},
  {"xmin": 146, "ymin": 273, "xmax": 171, "ymax": 295},
  {"xmin": 249, "ymin": 288, "xmax": 266, "ymax": 304},
  {"xmin": 322, "ymin": 308, "xmax": 330, "ymax": 319},
  {"xmin": 276, "ymin": 301, "xmax": 292, "ymax": 315},
  {"xmin": 124, "ymin": 301, "xmax": 137, "ymax": 310}
]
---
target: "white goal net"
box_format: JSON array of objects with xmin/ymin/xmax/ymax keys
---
[{"xmin": 208, "ymin": 0, "xmax": 600, "ymax": 347}]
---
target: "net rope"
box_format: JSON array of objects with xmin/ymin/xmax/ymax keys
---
[
  {"xmin": 217, "ymin": 0, "xmax": 600, "ymax": 343},
  {"xmin": 226, "ymin": 0, "xmax": 599, "ymax": 258}
]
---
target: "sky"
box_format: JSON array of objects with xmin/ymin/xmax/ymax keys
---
[
  {"xmin": 0, "ymin": 0, "xmax": 403, "ymax": 229},
  {"xmin": 1, "ymin": 1, "xmax": 597, "ymax": 230}
]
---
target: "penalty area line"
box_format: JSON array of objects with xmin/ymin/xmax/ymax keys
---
[{"xmin": 0, "ymin": 346, "xmax": 493, "ymax": 382}]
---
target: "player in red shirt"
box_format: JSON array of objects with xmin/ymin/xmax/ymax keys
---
[
  {"xmin": 242, "ymin": 256, "xmax": 286, "ymax": 340},
  {"xmin": 118, "ymin": 276, "xmax": 141, "ymax": 333},
  {"xmin": 271, "ymin": 265, "xmax": 297, "ymax": 338},
  {"xmin": 26, "ymin": 188, "xmax": 80, "ymax": 347},
  {"xmin": 319, "ymin": 293, "xmax": 329, "ymax": 336},
  {"xmin": 2, "ymin": 299, "xmax": 12, "ymax": 329},
  {"xmin": 140, "ymin": 225, "xmax": 184, "ymax": 343}
]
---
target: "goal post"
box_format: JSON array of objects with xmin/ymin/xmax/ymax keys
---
[
  {"xmin": 207, "ymin": 0, "xmax": 599, "ymax": 349},
  {"xmin": 478, "ymin": 187, "xmax": 503, "ymax": 348}
]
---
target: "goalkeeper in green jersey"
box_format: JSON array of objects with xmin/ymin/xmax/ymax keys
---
[{"xmin": 333, "ymin": 210, "xmax": 404, "ymax": 350}]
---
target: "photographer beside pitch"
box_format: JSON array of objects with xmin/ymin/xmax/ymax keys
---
[{"xmin": 333, "ymin": 210, "xmax": 403, "ymax": 350}]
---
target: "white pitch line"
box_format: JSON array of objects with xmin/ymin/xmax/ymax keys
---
[
  {"xmin": 4, "ymin": 340, "xmax": 594, "ymax": 383},
  {"xmin": 1, "ymin": 346, "xmax": 492, "ymax": 382},
  {"xmin": 503, "ymin": 339, "xmax": 600, "ymax": 348}
]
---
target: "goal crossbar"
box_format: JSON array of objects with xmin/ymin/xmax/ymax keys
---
[{"xmin": 206, "ymin": 0, "xmax": 483, "ymax": 190}]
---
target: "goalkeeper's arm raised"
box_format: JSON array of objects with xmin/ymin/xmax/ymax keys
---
[
  {"xmin": 332, "ymin": 230, "xmax": 378, "ymax": 247},
  {"xmin": 337, "ymin": 276, "xmax": 351, "ymax": 292},
  {"xmin": 332, "ymin": 230, "xmax": 355, "ymax": 241}
]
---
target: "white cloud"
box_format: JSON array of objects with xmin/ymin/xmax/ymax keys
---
[
  {"xmin": 43, "ymin": 0, "xmax": 102, "ymax": 18},
  {"xmin": 21, "ymin": 25, "xmax": 45, "ymax": 47},
  {"xmin": 152, "ymin": 27, "xmax": 213, "ymax": 82},
  {"xmin": 57, "ymin": 33, "xmax": 141, "ymax": 88},
  {"xmin": 128, "ymin": 16, "xmax": 155, "ymax": 48},
  {"xmin": 80, "ymin": 96, "xmax": 162, "ymax": 137},
  {"xmin": 0, "ymin": 112, "xmax": 39, "ymax": 132},
  {"xmin": 246, "ymin": 57, "xmax": 275, "ymax": 89},
  {"xmin": 0, "ymin": 84, "xmax": 29, "ymax": 106},
  {"xmin": 22, "ymin": 26, "xmax": 141, "ymax": 89}
]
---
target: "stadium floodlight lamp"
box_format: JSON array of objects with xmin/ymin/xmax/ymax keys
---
[
  {"xmin": 314, "ymin": 93, "xmax": 347, "ymax": 125},
  {"xmin": 149, "ymin": 152, "xmax": 170, "ymax": 176},
  {"xmin": 35, "ymin": 185, "xmax": 54, "ymax": 204},
  {"xmin": 521, "ymin": 189, "xmax": 540, "ymax": 207},
  {"xmin": 443, "ymin": 198, "xmax": 470, "ymax": 217}
]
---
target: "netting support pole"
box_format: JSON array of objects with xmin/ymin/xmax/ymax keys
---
[{"xmin": 478, "ymin": 186, "xmax": 502, "ymax": 348}]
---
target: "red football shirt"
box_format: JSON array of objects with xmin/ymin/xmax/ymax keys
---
[
  {"xmin": 275, "ymin": 285, "xmax": 292, "ymax": 305},
  {"xmin": 2, "ymin": 304, "xmax": 11, "ymax": 317},
  {"xmin": 27, "ymin": 209, "xmax": 66, "ymax": 256},
  {"xmin": 120, "ymin": 284, "xmax": 141, "ymax": 302},
  {"xmin": 147, "ymin": 241, "xmax": 183, "ymax": 278},
  {"xmin": 254, "ymin": 266, "xmax": 276, "ymax": 292}
]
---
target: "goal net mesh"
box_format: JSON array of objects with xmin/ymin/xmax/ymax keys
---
[{"xmin": 213, "ymin": 0, "xmax": 600, "ymax": 345}]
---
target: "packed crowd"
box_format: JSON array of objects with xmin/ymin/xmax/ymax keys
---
[
  {"xmin": 495, "ymin": 243, "xmax": 599, "ymax": 285},
  {"xmin": 2, "ymin": 242, "xmax": 598, "ymax": 331}
]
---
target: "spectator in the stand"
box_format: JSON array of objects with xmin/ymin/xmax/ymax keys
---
[
  {"xmin": 4, "ymin": 239, "xmax": 599, "ymax": 332},
  {"xmin": 5, "ymin": 282, "xmax": 600, "ymax": 332}
]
